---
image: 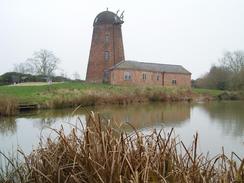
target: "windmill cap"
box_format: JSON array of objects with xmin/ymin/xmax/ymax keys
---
[{"xmin": 93, "ymin": 10, "xmax": 124, "ymax": 26}]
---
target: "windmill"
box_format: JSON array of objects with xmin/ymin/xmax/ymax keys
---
[
  {"xmin": 120, "ymin": 10, "xmax": 125, "ymax": 21},
  {"xmin": 116, "ymin": 10, "xmax": 125, "ymax": 21}
]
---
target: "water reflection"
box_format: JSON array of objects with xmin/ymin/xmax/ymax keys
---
[
  {"xmin": 92, "ymin": 102, "xmax": 191, "ymax": 130},
  {"xmin": 0, "ymin": 117, "xmax": 16, "ymax": 135},
  {"xmin": 0, "ymin": 101, "xmax": 244, "ymax": 156},
  {"xmin": 0, "ymin": 102, "xmax": 191, "ymax": 133},
  {"xmin": 200, "ymin": 101, "xmax": 244, "ymax": 137}
]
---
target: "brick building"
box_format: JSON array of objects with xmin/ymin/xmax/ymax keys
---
[
  {"xmin": 108, "ymin": 61, "xmax": 191, "ymax": 87},
  {"xmin": 86, "ymin": 10, "xmax": 191, "ymax": 87}
]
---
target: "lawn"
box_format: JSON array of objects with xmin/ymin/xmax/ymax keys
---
[
  {"xmin": 0, "ymin": 82, "xmax": 225, "ymax": 104},
  {"xmin": 192, "ymin": 88, "xmax": 225, "ymax": 97},
  {"xmin": 0, "ymin": 82, "xmax": 113, "ymax": 103},
  {"xmin": 0, "ymin": 82, "xmax": 227, "ymax": 116}
]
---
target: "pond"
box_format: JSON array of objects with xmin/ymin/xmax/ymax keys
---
[{"xmin": 0, "ymin": 101, "xmax": 244, "ymax": 159}]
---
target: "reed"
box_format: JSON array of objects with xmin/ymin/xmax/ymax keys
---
[
  {"xmin": 1, "ymin": 112, "xmax": 243, "ymax": 182},
  {"xmin": 44, "ymin": 88, "xmax": 191, "ymax": 110},
  {"xmin": 0, "ymin": 96, "xmax": 18, "ymax": 116},
  {"xmin": 44, "ymin": 90, "xmax": 146, "ymax": 109},
  {"xmin": 0, "ymin": 82, "xmax": 199, "ymax": 114}
]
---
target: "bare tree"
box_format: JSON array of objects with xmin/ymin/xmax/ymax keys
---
[
  {"xmin": 73, "ymin": 72, "xmax": 81, "ymax": 80},
  {"xmin": 13, "ymin": 62, "xmax": 33, "ymax": 74},
  {"xmin": 59, "ymin": 69, "xmax": 68, "ymax": 79},
  {"xmin": 27, "ymin": 49, "xmax": 60, "ymax": 77},
  {"xmin": 220, "ymin": 50, "xmax": 244, "ymax": 73},
  {"xmin": 196, "ymin": 50, "xmax": 244, "ymax": 90}
]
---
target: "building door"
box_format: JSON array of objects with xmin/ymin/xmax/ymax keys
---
[
  {"xmin": 103, "ymin": 71, "xmax": 109, "ymax": 83},
  {"xmin": 162, "ymin": 73, "xmax": 164, "ymax": 86}
]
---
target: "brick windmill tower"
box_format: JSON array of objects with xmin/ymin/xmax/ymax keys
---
[{"xmin": 86, "ymin": 10, "xmax": 125, "ymax": 83}]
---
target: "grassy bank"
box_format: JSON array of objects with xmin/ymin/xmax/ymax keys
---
[
  {"xmin": 193, "ymin": 88, "xmax": 244, "ymax": 100},
  {"xmin": 0, "ymin": 82, "xmax": 226, "ymax": 116},
  {"xmin": 192, "ymin": 88, "xmax": 224, "ymax": 97},
  {"xmin": 1, "ymin": 112, "xmax": 243, "ymax": 182},
  {"xmin": 0, "ymin": 82, "xmax": 193, "ymax": 115}
]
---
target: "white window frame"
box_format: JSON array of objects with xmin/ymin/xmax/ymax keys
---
[
  {"xmin": 142, "ymin": 73, "xmax": 147, "ymax": 80},
  {"xmin": 124, "ymin": 71, "xmax": 132, "ymax": 80},
  {"xmin": 105, "ymin": 34, "xmax": 109, "ymax": 43},
  {"xmin": 172, "ymin": 79, "xmax": 177, "ymax": 85},
  {"xmin": 104, "ymin": 51, "xmax": 109, "ymax": 61},
  {"xmin": 157, "ymin": 75, "xmax": 160, "ymax": 81}
]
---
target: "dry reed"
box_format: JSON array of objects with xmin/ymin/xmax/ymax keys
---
[
  {"xmin": 1, "ymin": 111, "xmax": 244, "ymax": 183},
  {"xmin": 0, "ymin": 96, "xmax": 18, "ymax": 116}
]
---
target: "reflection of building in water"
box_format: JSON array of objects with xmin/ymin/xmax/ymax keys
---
[
  {"xmin": 0, "ymin": 103, "xmax": 191, "ymax": 136},
  {"xmin": 91, "ymin": 102, "xmax": 191, "ymax": 130}
]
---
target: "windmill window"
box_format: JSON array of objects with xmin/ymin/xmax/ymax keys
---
[
  {"xmin": 103, "ymin": 71, "xmax": 109, "ymax": 82},
  {"xmin": 104, "ymin": 51, "xmax": 110, "ymax": 61},
  {"xmin": 105, "ymin": 34, "xmax": 109, "ymax": 43}
]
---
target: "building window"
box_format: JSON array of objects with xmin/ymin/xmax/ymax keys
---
[
  {"xmin": 104, "ymin": 51, "xmax": 109, "ymax": 61},
  {"xmin": 157, "ymin": 75, "xmax": 160, "ymax": 81},
  {"xmin": 172, "ymin": 80, "xmax": 177, "ymax": 85},
  {"xmin": 124, "ymin": 71, "xmax": 131, "ymax": 80},
  {"xmin": 142, "ymin": 73, "xmax": 147, "ymax": 80},
  {"xmin": 105, "ymin": 34, "xmax": 109, "ymax": 43}
]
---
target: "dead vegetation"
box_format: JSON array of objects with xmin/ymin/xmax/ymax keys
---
[
  {"xmin": 1, "ymin": 112, "xmax": 244, "ymax": 182},
  {"xmin": 0, "ymin": 96, "xmax": 18, "ymax": 116},
  {"xmin": 0, "ymin": 85, "xmax": 195, "ymax": 116},
  {"xmin": 44, "ymin": 87, "xmax": 193, "ymax": 109}
]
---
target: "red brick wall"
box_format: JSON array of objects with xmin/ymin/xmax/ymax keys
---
[
  {"xmin": 86, "ymin": 24, "xmax": 125, "ymax": 83},
  {"xmin": 110, "ymin": 69, "xmax": 191, "ymax": 87},
  {"xmin": 163, "ymin": 73, "xmax": 191, "ymax": 87},
  {"xmin": 110, "ymin": 69, "xmax": 163, "ymax": 85}
]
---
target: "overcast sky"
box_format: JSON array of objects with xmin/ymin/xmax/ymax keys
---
[{"xmin": 0, "ymin": 0, "xmax": 243, "ymax": 79}]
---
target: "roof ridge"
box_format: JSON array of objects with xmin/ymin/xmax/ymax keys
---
[
  {"xmin": 125, "ymin": 60, "xmax": 183, "ymax": 67},
  {"xmin": 111, "ymin": 60, "xmax": 191, "ymax": 74},
  {"xmin": 107, "ymin": 60, "xmax": 125, "ymax": 70}
]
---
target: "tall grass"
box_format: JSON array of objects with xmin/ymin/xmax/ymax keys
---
[
  {"xmin": 0, "ymin": 83, "xmax": 194, "ymax": 116},
  {"xmin": 0, "ymin": 82, "xmax": 194, "ymax": 107},
  {"xmin": 44, "ymin": 87, "xmax": 192, "ymax": 109},
  {"xmin": 1, "ymin": 112, "xmax": 244, "ymax": 182},
  {"xmin": 0, "ymin": 96, "xmax": 18, "ymax": 116}
]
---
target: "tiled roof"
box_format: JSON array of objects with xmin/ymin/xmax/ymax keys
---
[{"xmin": 109, "ymin": 60, "xmax": 191, "ymax": 74}]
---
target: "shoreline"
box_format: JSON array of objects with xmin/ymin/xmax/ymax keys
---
[{"xmin": 0, "ymin": 82, "xmax": 242, "ymax": 117}]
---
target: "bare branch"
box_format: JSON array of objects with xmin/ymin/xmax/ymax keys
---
[{"xmin": 27, "ymin": 49, "xmax": 60, "ymax": 77}]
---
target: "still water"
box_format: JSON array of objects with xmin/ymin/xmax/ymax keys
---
[{"xmin": 0, "ymin": 101, "xmax": 244, "ymax": 158}]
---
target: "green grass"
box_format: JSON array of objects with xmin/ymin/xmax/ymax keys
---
[
  {"xmin": 0, "ymin": 82, "xmax": 227, "ymax": 115},
  {"xmin": 0, "ymin": 82, "xmax": 225, "ymax": 103},
  {"xmin": 0, "ymin": 82, "xmax": 185, "ymax": 104},
  {"xmin": 192, "ymin": 88, "xmax": 225, "ymax": 97},
  {"xmin": 0, "ymin": 81, "xmax": 191, "ymax": 115},
  {"xmin": 0, "ymin": 82, "xmax": 112, "ymax": 103}
]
